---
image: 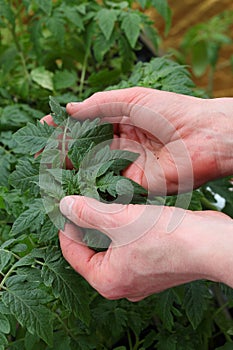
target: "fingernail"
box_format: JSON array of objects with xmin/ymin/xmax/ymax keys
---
[
  {"xmin": 60, "ymin": 196, "xmax": 75, "ymax": 217},
  {"xmin": 67, "ymin": 102, "xmax": 79, "ymax": 108}
]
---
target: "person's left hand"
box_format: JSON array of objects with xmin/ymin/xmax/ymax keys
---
[{"xmin": 59, "ymin": 195, "xmax": 233, "ymax": 301}]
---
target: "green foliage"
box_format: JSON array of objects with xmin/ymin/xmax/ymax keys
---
[
  {"xmin": 10, "ymin": 97, "xmax": 147, "ymax": 244},
  {"xmin": 108, "ymin": 56, "xmax": 195, "ymax": 94},
  {"xmin": 177, "ymin": 10, "xmax": 233, "ymax": 96},
  {"xmin": 181, "ymin": 10, "xmax": 233, "ymax": 75},
  {"xmin": 0, "ymin": 1, "xmax": 233, "ymax": 349},
  {"xmin": 0, "ymin": 0, "xmax": 160, "ymax": 104}
]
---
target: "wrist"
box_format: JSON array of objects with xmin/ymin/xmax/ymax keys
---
[
  {"xmin": 179, "ymin": 211, "xmax": 233, "ymax": 287},
  {"xmin": 204, "ymin": 98, "xmax": 233, "ymax": 178}
]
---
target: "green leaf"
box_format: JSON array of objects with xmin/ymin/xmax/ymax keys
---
[
  {"xmin": 2, "ymin": 281, "xmax": 53, "ymax": 346},
  {"xmin": 0, "ymin": 314, "xmax": 10, "ymax": 334},
  {"xmin": 39, "ymin": 149, "xmax": 62, "ymax": 168},
  {"xmin": 138, "ymin": 0, "xmax": 148, "ymax": 9},
  {"xmin": 93, "ymin": 32, "xmax": 116, "ymax": 63},
  {"xmin": 77, "ymin": 169, "xmax": 100, "ymax": 200},
  {"xmin": 157, "ymin": 333, "xmax": 177, "ymax": 350},
  {"xmin": 97, "ymin": 171, "xmax": 146, "ymax": 204},
  {"xmin": 79, "ymin": 145, "xmax": 138, "ymax": 176},
  {"xmin": 47, "ymin": 169, "xmax": 80, "ymax": 196},
  {"xmin": 92, "ymin": 300, "xmax": 128, "ymax": 339},
  {"xmin": 39, "ymin": 217, "xmax": 58, "ymax": 243},
  {"xmin": 0, "ymin": 249, "xmax": 12, "ymax": 272},
  {"xmin": 68, "ymin": 123, "xmax": 113, "ymax": 168},
  {"xmin": 155, "ymin": 290, "xmax": 177, "ymax": 331},
  {"xmin": 35, "ymin": 0, "xmax": 52, "ymax": 15},
  {"xmin": 0, "ymin": 131, "xmax": 17, "ymax": 149},
  {"xmin": 9, "ymin": 159, "xmax": 40, "ymax": 195},
  {"xmin": 0, "ymin": 333, "xmax": 8, "ymax": 348},
  {"xmin": 121, "ymin": 12, "xmax": 141, "ymax": 48},
  {"xmin": 46, "ymin": 12, "xmax": 65, "ymax": 43},
  {"xmin": 118, "ymin": 35, "xmax": 135, "ymax": 73},
  {"xmin": 96, "ymin": 9, "xmax": 118, "ymax": 41},
  {"xmin": 97, "ymin": 172, "xmax": 124, "ymax": 197},
  {"xmin": 49, "ymin": 96, "xmax": 68, "ymax": 124},
  {"xmin": 14, "ymin": 254, "xmax": 35, "ymax": 268},
  {"xmin": 0, "ymin": 151, "xmax": 13, "ymax": 186},
  {"xmin": 105, "ymin": 1, "xmax": 129, "ymax": 10},
  {"xmin": 69, "ymin": 118, "xmax": 100, "ymax": 140},
  {"xmin": 109, "ymin": 57, "xmax": 194, "ymax": 95},
  {"xmin": 183, "ymin": 282, "xmax": 209, "ymax": 329},
  {"xmin": 13, "ymin": 121, "xmax": 56, "ymax": 155},
  {"xmin": 76, "ymin": 144, "xmax": 147, "ymax": 202},
  {"xmin": 50, "ymin": 331, "xmax": 72, "ymax": 350},
  {"xmin": 0, "ymin": 0, "xmax": 15, "ymax": 26},
  {"xmin": 191, "ymin": 41, "xmax": 209, "ymax": 77},
  {"xmin": 24, "ymin": 331, "xmax": 40, "ymax": 350},
  {"xmin": 62, "ymin": 4, "xmax": 84, "ymax": 30},
  {"xmin": 41, "ymin": 199, "xmax": 65, "ymax": 230},
  {"xmin": 88, "ymin": 68, "xmax": 120, "ymax": 88},
  {"xmin": 11, "ymin": 199, "xmax": 46, "ymax": 235},
  {"xmin": 12, "ymin": 243, "xmax": 27, "ymax": 253},
  {"xmin": 39, "ymin": 173, "xmax": 65, "ymax": 200},
  {"xmin": 151, "ymin": 0, "xmax": 171, "ymax": 34},
  {"xmin": 31, "ymin": 66, "xmax": 54, "ymax": 91},
  {"xmin": 216, "ymin": 343, "xmax": 233, "ymax": 350},
  {"xmin": 0, "ymin": 104, "xmax": 44, "ymax": 131},
  {"xmin": 166, "ymin": 191, "xmax": 202, "ymax": 211},
  {"xmin": 83, "ymin": 228, "xmax": 111, "ymax": 251},
  {"xmin": 143, "ymin": 25, "xmax": 158, "ymax": 52},
  {"xmin": 53, "ymin": 70, "xmax": 77, "ymax": 90},
  {"xmin": 41, "ymin": 249, "xmax": 91, "ymax": 325}
]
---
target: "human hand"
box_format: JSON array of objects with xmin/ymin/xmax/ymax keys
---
[
  {"xmin": 59, "ymin": 195, "xmax": 233, "ymax": 301},
  {"xmin": 66, "ymin": 87, "xmax": 233, "ymax": 195}
]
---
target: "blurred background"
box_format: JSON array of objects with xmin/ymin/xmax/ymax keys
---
[{"xmin": 141, "ymin": 0, "xmax": 233, "ymax": 97}]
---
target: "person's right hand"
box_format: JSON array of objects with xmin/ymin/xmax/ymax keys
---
[
  {"xmin": 59, "ymin": 195, "xmax": 233, "ymax": 301},
  {"xmin": 66, "ymin": 87, "xmax": 233, "ymax": 195}
]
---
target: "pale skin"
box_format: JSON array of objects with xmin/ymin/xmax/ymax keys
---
[{"xmin": 43, "ymin": 87, "xmax": 233, "ymax": 301}]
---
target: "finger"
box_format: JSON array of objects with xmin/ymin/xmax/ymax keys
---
[
  {"xmin": 40, "ymin": 114, "xmax": 58, "ymax": 126},
  {"xmin": 66, "ymin": 87, "xmax": 145, "ymax": 120},
  {"xmin": 59, "ymin": 224, "xmax": 105, "ymax": 281}
]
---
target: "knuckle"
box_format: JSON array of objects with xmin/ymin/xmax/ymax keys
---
[
  {"xmin": 92, "ymin": 91, "xmax": 104, "ymax": 101},
  {"xmin": 92, "ymin": 276, "xmax": 121, "ymax": 300}
]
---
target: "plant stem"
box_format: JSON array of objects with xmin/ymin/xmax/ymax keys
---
[
  {"xmin": 35, "ymin": 259, "xmax": 44, "ymax": 266},
  {"xmin": 79, "ymin": 50, "xmax": 89, "ymax": 97},
  {"xmin": 127, "ymin": 330, "xmax": 133, "ymax": 350},
  {"xmin": 62, "ymin": 119, "xmax": 70, "ymax": 169},
  {"xmin": 200, "ymin": 197, "xmax": 218, "ymax": 211},
  {"xmin": 133, "ymin": 332, "xmax": 140, "ymax": 350},
  {"xmin": 0, "ymin": 145, "xmax": 14, "ymax": 155},
  {"xmin": 0, "ymin": 264, "xmax": 16, "ymax": 290},
  {"xmin": 55, "ymin": 312, "xmax": 78, "ymax": 341},
  {"xmin": 0, "ymin": 248, "xmax": 20, "ymax": 261},
  {"xmin": 212, "ymin": 284, "xmax": 233, "ymax": 342},
  {"xmin": 212, "ymin": 284, "xmax": 232, "ymax": 321},
  {"xmin": 8, "ymin": 5, "xmax": 31, "ymax": 90}
]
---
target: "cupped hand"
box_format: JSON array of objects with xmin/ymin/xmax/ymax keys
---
[
  {"xmin": 59, "ymin": 195, "xmax": 233, "ymax": 301},
  {"xmin": 66, "ymin": 87, "xmax": 225, "ymax": 195}
]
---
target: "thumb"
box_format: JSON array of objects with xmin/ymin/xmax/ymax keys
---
[
  {"xmin": 59, "ymin": 195, "xmax": 153, "ymax": 245},
  {"xmin": 66, "ymin": 87, "xmax": 144, "ymax": 120},
  {"xmin": 60, "ymin": 195, "xmax": 128, "ymax": 234}
]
